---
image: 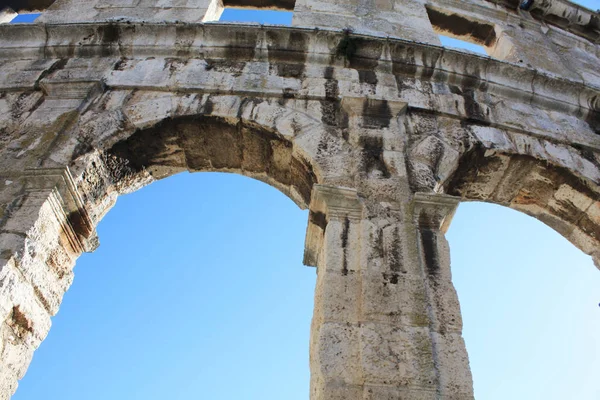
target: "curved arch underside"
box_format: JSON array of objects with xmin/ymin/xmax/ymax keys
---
[
  {"xmin": 105, "ymin": 115, "xmax": 317, "ymax": 209},
  {"xmin": 446, "ymin": 147, "xmax": 600, "ymax": 265}
]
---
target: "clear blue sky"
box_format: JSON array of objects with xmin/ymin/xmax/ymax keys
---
[{"xmin": 10, "ymin": 4, "xmax": 600, "ymax": 400}]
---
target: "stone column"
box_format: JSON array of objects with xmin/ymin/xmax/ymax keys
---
[
  {"xmin": 305, "ymin": 185, "xmax": 472, "ymax": 399},
  {"xmin": 38, "ymin": 0, "xmax": 224, "ymax": 23},
  {"xmin": 292, "ymin": 0, "xmax": 440, "ymax": 44},
  {"xmin": 0, "ymin": 168, "xmax": 95, "ymax": 399},
  {"xmin": 411, "ymin": 192, "xmax": 473, "ymax": 399}
]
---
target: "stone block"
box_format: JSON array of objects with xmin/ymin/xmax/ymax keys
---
[
  {"xmin": 312, "ymin": 322, "xmax": 362, "ymax": 383},
  {"xmin": 359, "ymin": 322, "xmax": 437, "ymax": 387}
]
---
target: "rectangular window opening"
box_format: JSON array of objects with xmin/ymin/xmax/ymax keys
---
[
  {"xmin": 9, "ymin": 12, "xmax": 41, "ymax": 23},
  {"xmin": 426, "ymin": 7, "xmax": 496, "ymax": 57},
  {"xmin": 219, "ymin": 8, "xmax": 293, "ymax": 25},
  {"xmin": 438, "ymin": 35, "xmax": 488, "ymax": 56}
]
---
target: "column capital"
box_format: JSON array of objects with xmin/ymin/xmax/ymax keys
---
[
  {"xmin": 304, "ymin": 184, "xmax": 363, "ymax": 267},
  {"xmin": 411, "ymin": 192, "xmax": 460, "ymax": 233},
  {"xmin": 310, "ymin": 184, "xmax": 363, "ymax": 221}
]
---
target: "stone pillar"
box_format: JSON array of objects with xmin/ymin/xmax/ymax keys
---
[
  {"xmin": 292, "ymin": 0, "xmax": 440, "ymax": 44},
  {"xmin": 490, "ymin": 24, "xmax": 580, "ymax": 80},
  {"xmin": 38, "ymin": 0, "xmax": 224, "ymax": 23},
  {"xmin": 0, "ymin": 8, "xmax": 17, "ymax": 24},
  {"xmin": 305, "ymin": 185, "xmax": 472, "ymax": 399},
  {"xmin": 0, "ymin": 168, "xmax": 95, "ymax": 399},
  {"xmin": 411, "ymin": 192, "xmax": 473, "ymax": 399}
]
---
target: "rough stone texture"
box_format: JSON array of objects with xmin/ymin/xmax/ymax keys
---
[{"xmin": 0, "ymin": 0, "xmax": 598, "ymax": 398}]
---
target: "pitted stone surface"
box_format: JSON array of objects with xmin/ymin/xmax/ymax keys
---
[{"xmin": 0, "ymin": 0, "xmax": 599, "ymax": 398}]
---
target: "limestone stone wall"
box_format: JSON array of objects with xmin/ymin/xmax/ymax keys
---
[{"xmin": 0, "ymin": 0, "xmax": 598, "ymax": 399}]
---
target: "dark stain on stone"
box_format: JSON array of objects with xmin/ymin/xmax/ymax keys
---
[
  {"xmin": 323, "ymin": 67, "xmax": 339, "ymax": 100},
  {"xmin": 324, "ymin": 79, "xmax": 339, "ymax": 99},
  {"xmin": 458, "ymin": 71, "xmax": 484, "ymax": 91},
  {"xmin": 175, "ymin": 25, "xmax": 196, "ymax": 57},
  {"xmin": 320, "ymin": 100, "xmax": 341, "ymax": 126},
  {"xmin": 358, "ymin": 70, "xmax": 378, "ymax": 85},
  {"xmin": 275, "ymin": 63, "xmax": 305, "ymax": 78},
  {"xmin": 341, "ymin": 217, "xmax": 350, "ymax": 275},
  {"xmin": 426, "ymin": 7, "xmax": 497, "ymax": 46},
  {"xmin": 72, "ymin": 141, "xmax": 93, "ymax": 161},
  {"xmin": 224, "ymin": 31, "xmax": 258, "ymax": 61},
  {"xmin": 420, "ymin": 228, "xmax": 439, "ymax": 275},
  {"xmin": 360, "ymin": 136, "xmax": 390, "ymax": 178},
  {"xmin": 66, "ymin": 208, "xmax": 94, "ymax": 239},
  {"xmin": 99, "ymin": 23, "xmax": 120, "ymax": 45},
  {"xmin": 585, "ymin": 109, "xmax": 600, "ymax": 135},
  {"xmin": 552, "ymin": 199, "xmax": 600, "ymax": 240},
  {"xmin": 572, "ymin": 144, "xmax": 598, "ymax": 165},
  {"xmin": 205, "ymin": 60, "xmax": 246, "ymax": 77},
  {"xmin": 450, "ymin": 85, "xmax": 490, "ymax": 125},
  {"xmin": 113, "ymin": 58, "xmax": 127, "ymax": 71},
  {"xmin": 346, "ymin": 39, "xmax": 380, "ymax": 88},
  {"xmin": 10, "ymin": 306, "xmax": 32, "ymax": 339},
  {"xmin": 34, "ymin": 58, "xmax": 68, "ymax": 92},
  {"xmin": 387, "ymin": 226, "xmax": 403, "ymax": 273},
  {"xmin": 310, "ymin": 210, "xmax": 327, "ymax": 231},
  {"xmin": 394, "ymin": 75, "xmax": 409, "ymax": 94},
  {"xmin": 203, "ymin": 97, "xmax": 214, "ymax": 116},
  {"xmin": 375, "ymin": 228, "xmax": 384, "ymax": 258},
  {"xmin": 282, "ymin": 88, "xmax": 296, "ymax": 99},
  {"xmin": 267, "ymin": 31, "xmax": 307, "ymax": 78},
  {"xmin": 362, "ymin": 99, "xmax": 392, "ymax": 129},
  {"xmin": 444, "ymin": 143, "xmax": 486, "ymax": 196},
  {"xmin": 420, "ymin": 50, "xmax": 441, "ymax": 80},
  {"xmin": 337, "ymin": 29, "xmax": 358, "ymax": 61},
  {"xmin": 291, "ymin": 155, "xmax": 317, "ymax": 205},
  {"xmin": 391, "ymin": 44, "xmax": 417, "ymax": 78},
  {"xmin": 383, "ymin": 272, "xmax": 399, "ymax": 284}
]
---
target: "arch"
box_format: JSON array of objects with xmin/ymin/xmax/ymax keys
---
[
  {"xmin": 444, "ymin": 146, "xmax": 600, "ymax": 268},
  {"xmin": 68, "ymin": 92, "xmax": 347, "ymax": 238},
  {"xmin": 13, "ymin": 172, "xmax": 315, "ymax": 400},
  {"xmin": 85, "ymin": 114, "xmax": 318, "ymax": 208},
  {"xmin": 402, "ymin": 110, "xmax": 600, "ymax": 268}
]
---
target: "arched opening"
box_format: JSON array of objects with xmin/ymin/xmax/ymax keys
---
[
  {"xmin": 444, "ymin": 146, "xmax": 600, "ymax": 267},
  {"xmin": 1, "ymin": 113, "xmax": 322, "ymax": 398},
  {"xmin": 441, "ymin": 144, "xmax": 600, "ymax": 398},
  {"xmin": 447, "ymin": 202, "xmax": 600, "ymax": 399},
  {"xmin": 71, "ymin": 113, "xmax": 319, "ymax": 238},
  {"xmin": 12, "ymin": 172, "xmax": 315, "ymax": 400}
]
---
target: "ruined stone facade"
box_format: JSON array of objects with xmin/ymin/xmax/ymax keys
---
[{"xmin": 0, "ymin": 0, "xmax": 599, "ymax": 398}]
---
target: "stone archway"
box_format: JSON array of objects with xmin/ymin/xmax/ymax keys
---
[
  {"xmin": 1, "ymin": 13, "xmax": 599, "ymax": 399},
  {"xmin": 12, "ymin": 170, "xmax": 318, "ymax": 400},
  {"xmin": 445, "ymin": 148, "xmax": 600, "ymax": 267}
]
